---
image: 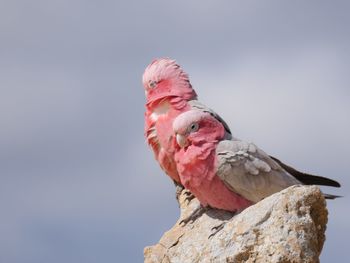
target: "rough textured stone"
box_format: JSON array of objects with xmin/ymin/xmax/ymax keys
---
[{"xmin": 144, "ymin": 185, "xmax": 328, "ymax": 263}]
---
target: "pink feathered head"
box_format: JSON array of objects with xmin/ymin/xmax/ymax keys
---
[
  {"xmin": 142, "ymin": 58, "xmax": 197, "ymax": 103},
  {"xmin": 173, "ymin": 110, "xmax": 225, "ymax": 148}
]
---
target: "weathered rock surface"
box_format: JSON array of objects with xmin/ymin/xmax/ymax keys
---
[{"xmin": 144, "ymin": 185, "xmax": 328, "ymax": 263}]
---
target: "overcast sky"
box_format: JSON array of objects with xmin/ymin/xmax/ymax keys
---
[{"xmin": 0, "ymin": 1, "xmax": 349, "ymax": 262}]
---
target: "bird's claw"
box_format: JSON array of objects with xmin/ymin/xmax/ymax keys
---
[
  {"xmin": 208, "ymin": 222, "xmax": 226, "ymax": 239},
  {"xmin": 175, "ymin": 183, "xmax": 185, "ymax": 203},
  {"xmin": 179, "ymin": 206, "xmax": 207, "ymax": 226},
  {"xmin": 183, "ymin": 190, "xmax": 195, "ymax": 203},
  {"xmin": 183, "ymin": 190, "xmax": 192, "ymax": 196}
]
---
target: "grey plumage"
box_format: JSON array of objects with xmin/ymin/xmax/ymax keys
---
[
  {"xmin": 216, "ymin": 139, "xmax": 305, "ymax": 203},
  {"xmin": 269, "ymin": 156, "xmax": 341, "ymax": 188},
  {"xmin": 186, "ymin": 102, "xmax": 341, "ymax": 201}
]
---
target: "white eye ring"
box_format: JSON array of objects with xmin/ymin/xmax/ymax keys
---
[
  {"xmin": 189, "ymin": 123, "xmax": 199, "ymax": 133},
  {"xmin": 149, "ymin": 80, "xmax": 158, "ymax": 89}
]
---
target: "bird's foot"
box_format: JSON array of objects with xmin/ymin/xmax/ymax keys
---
[
  {"xmin": 175, "ymin": 184, "xmax": 185, "ymax": 203},
  {"xmin": 208, "ymin": 222, "xmax": 226, "ymax": 239},
  {"xmin": 179, "ymin": 205, "xmax": 207, "ymax": 226},
  {"xmin": 183, "ymin": 190, "xmax": 195, "ymax": 203},
  {"xmin": 174, "ymin": 181, "xmax": 195, "ymax": 204}
]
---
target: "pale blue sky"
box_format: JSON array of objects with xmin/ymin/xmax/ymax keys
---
[{"xmin": 0, "ymin": 1, "xmax": 349, "ymax": 262}]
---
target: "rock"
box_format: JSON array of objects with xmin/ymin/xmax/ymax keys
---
[{"xmin": 144, "ymin": 185, "xmax": 328, "ymax": 263}]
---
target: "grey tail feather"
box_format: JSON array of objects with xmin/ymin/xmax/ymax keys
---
[
  {"xmin": 270, "ymin": 156, "xmax": 341, "ymax": 188},
  {"xmin": 324, "ymin": 193, "xmax": 342, "ymax": 200}
]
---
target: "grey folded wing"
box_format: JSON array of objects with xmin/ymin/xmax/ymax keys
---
[{"xmin": 216, "ymin": 140, "xmax": 301, "ymax": 203}]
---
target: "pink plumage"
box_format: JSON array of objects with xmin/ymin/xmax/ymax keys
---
[
  {"xmin": 173, "ymin": 110, "xmax": 252, "ymax": 211},
  {"xmin": 173, "ymin": 110, "xmax": 340, "ymax": 212},
  {"xmin": 143, "ymin": 58, "xmax": 197, "ymax": 183},
  {"xmin": 144, "ymin": 58, "xmax": 340, "ymax": 210}
]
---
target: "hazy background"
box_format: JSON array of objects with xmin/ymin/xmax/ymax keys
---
[{"xmin": 1, "ymin": 1, "xmax": 349, "ymax": 262}]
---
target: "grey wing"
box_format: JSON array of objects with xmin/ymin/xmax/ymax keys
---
[
  {"xmin": 189, "ymin": 100, "xmax": 232, "ymax": 138},
  {"xmin": 216, "ymin": 140, "xmax": 301, "ymax": 203}
]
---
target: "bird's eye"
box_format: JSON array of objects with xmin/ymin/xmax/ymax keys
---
[
  {"xmin": 149, "ymin": 80, "xmax": 158, "ymax": 89},
  {"xmin": 189, "ymin": 123, "xmax": 199, "ymax": 133}
]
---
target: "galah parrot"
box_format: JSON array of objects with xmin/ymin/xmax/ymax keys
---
[
  {"xmin": 173, "ymin": 110, "xmax": 341, "ymax": 213},
  {"xmin": 143, "ymin": 58, "xmax": 231, "ymax": 192}
]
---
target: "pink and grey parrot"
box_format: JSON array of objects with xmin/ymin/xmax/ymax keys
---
[
  {"xmin": 173, "ymin": 110, "xmax": 341, "ymax": 212},
  {"xmin": 143, "ymin": 58, "xmax": 231, "ymax": 188}
]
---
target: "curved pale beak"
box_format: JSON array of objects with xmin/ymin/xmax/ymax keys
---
[{"xmin": 176, "ymin": 134, "xmax": 188, "ymax": 148}]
